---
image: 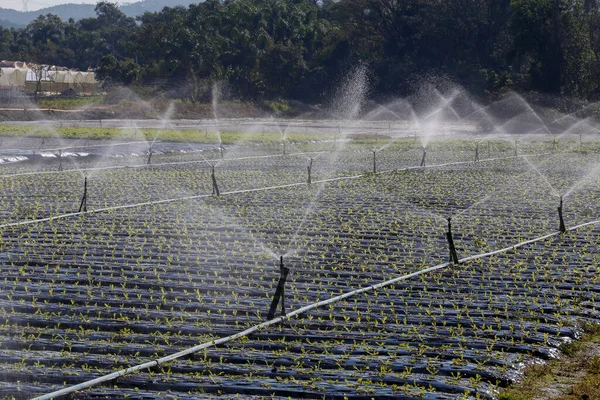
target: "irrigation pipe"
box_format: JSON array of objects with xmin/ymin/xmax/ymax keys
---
[
  {"xmin": 33, "ymin": 218, "xmax": 600, "ymax": 400},
  {"xmin": 0, "ymin": 150, "xmax": 328, "ymax": 179},
  {"xmin": 0, "ymin": 152, "xmax": 553, "ymax": 230}
]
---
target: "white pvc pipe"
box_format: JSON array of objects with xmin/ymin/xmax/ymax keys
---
[{"xmin": 0, "ymin": 150, "xmax": 327, "ymax": 179}]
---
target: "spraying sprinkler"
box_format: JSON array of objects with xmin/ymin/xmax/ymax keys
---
[
  {"xmin": 211, "ymin": 165, "xmax": 220, "ymax": 196},
  {"xmin": 267, "ymin": 256, "xmax": 290, "ymax": 320},
  {"xmin": 446, "ymin": 217, "xmax": 459, "ymax": 264},
  {"xmin": 373, "ymin": 150, "xmax": 377, "ymax": 174},
  {"xmin": 282, "ymin": 140, "xmax": 286, "ymax": 156},
  {"xmin": 514, "ymin": 140, "xmax": 518, "ymax": 157},
  {"xmin": 420, "ymin": 148, "xmax": 427, "ymax": 167},
  {"xmin": 487, "ymin": 140, "xmax": 491, "ymax": 154},
  {"xmin": 307, "ymin": 158, "xmax": 313, "ymax": 185},
  {"xmin": 552, "ymin": 138, "xmax": 557, "ymax": 151},
  {"xmin": 475, "ymin": 142, "xmax": 480, "ymax": 162},
  {"xmin": 147, "ymin": 145, "xmax": 153, "ymax": 165},
  {"xmin": 558, "ymin": 196, "xmax": 566, "ymax": 233},
  {"xmin": 58, "ymin": 149, "xmax": 62, "ymax": 171},
  {"xmin": 219, "ymin": 144, "xmax": 224, "ymax": 159},
  {"xmin": 78, "ymin": 176, "xmax": 88, "ymax": 213}
]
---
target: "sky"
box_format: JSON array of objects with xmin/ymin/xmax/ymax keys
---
[{"xmin": 0, "ymin": 0, "xmax": 122, "ymax": 11}]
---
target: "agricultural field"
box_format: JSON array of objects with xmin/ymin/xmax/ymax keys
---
[{"xmin": 0, "ymin": 122, "xmax": 598, "ymax": 400}]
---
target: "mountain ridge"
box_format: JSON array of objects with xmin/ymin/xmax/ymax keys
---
[{"xmin": 0, "ymin": 0, "xmax": 199, "ymax": 29}]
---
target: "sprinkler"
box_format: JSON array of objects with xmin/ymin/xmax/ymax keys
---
[
  {"xmin": 78, "ymin": 177, "xmax": 88, "ymax": 213},
  {"xmin": 147, "ymin": 145, "xmax": 153, "ymax": 165},
  {"xmin": 58, "ymin": 149, "xmax": 62, "ymax": 171},
  {"xmin": 211, "ymin": 165, "xmax": 220, "ymax": 196},
  {"xmin": 579, "ymin": 134, "xmax": 583, "ymax": 146},
  {"xmin": 446, "ymin": 217, "xmax": 459, "ymax": 264},
  {"xmin": 219, "ymin": 144, "xmax": 224, "ymax": 159},
  {"xmin": 307, "ymin": 158, "xmax": 313, "ymax": 185},
  {"xmin": 267, "ymin": 256, "xmax": 290, "ymax": 320},
  {"xmin": 475, "ymin": 142, "xmax": 479, "ymax": 162},
  {"xmin": 373, "ymin": 150, "xmax": 377, "ymax": 174},
  {"xmin": 552, "ymin": 138, "xmax": 557, "ymax": 151},
  {"xmin": 558, "ymin": 196, "xmax": 566, "ymax": 233},
  {"xmin": 514, "ymin": 140, "xmax": 518, "ymax": 157},
  {"xmin": 487, "ymin": 140, "xmax": 491, "ymax": 154},
  {"xmin": 283, "ymin": 140, "xmax": 286, "ymax": 156},
  {"xmin": 420, "ymin": 148, "xmax": 427, "ymax": 167}
]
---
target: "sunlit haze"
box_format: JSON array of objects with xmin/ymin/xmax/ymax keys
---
[{"xmin": 0, "ymin": 1, "xmax": 122, "ymax": 11}]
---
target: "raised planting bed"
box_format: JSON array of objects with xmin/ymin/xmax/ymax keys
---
[{"xmin": 0, "ymin": 135, "xmax": 598, "ymax": 399}]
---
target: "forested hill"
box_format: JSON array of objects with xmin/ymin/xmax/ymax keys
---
[
  {"xmin": 0, "ymin": 0, "xmax": 198, "ymax": 28},
  {"xmin": 1, "ymin": 0, "xmax": 599, "ymax": 104}
]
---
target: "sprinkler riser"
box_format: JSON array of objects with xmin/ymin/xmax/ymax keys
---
[
  {"xmin": 373, "ymin": 151, "xmax": 377, "ymax": 174},
  {"xmin": 267, "ymin": 256, "xmax": 290, "ymax": 320},
  {"xmin": 558, "ymin": 197, "xmax": 566, "ymax": 233},
  {"xmin": 211, "ymin": 166, "xmax": 220, "ymax": 196},
  {"xmin": 446, "ymin": 218, "xmax": 459, "ymax": 264},
  {"xmin": 78, "ymin": 177, "xmax": 88, "ymax": 213}
]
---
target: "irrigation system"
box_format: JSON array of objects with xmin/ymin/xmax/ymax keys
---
[
  {"xmin": 2, "ymin": 86, "xmax": 600, "ymax": 399},
  {"xmin": 31, "ymin": 217, "xmax": 600, "ymax": 400}
]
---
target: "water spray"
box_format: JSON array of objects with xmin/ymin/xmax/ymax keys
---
[
  {"xmin": 78, "ymin": 177, "xmax": 88, "ymax": 213},
  {"xmin": 267, "ymin": 256, "xmax": 290, "ymax": 320},
  {"xmin": 446, "ymin": 217, "xmax": 459, "ymax": 264},
  {"xmin": 420, "ymin": 148, "xmax": 427, "ymax": 167},
  {"xmin": 211, "ymin": 165, "xmax": 220, "ymax": 196},
  {"xmin": 558, "ymin": 196, "xmax": 566, "ymax": 233},
  {"xmin": 373, "ymin": 150, "xmax": 377, "ymax": 174},
  {"xmin": 307, "ymin": 158, "xmax": 313, "ymax": 185}
]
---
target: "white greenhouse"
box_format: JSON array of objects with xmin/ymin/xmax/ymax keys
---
[{"xmin": 0, "ymin": 61, "xmax": 99, "ymax": 95}]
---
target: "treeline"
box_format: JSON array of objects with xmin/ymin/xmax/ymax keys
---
[{"xmin": 1, "ymin": 0, "xmax": 600, "ymax": 103}]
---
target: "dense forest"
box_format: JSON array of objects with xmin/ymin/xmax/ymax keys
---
[{"xmin": 1, "ymin": 0, "xmax": 600, "ymax": 103}]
